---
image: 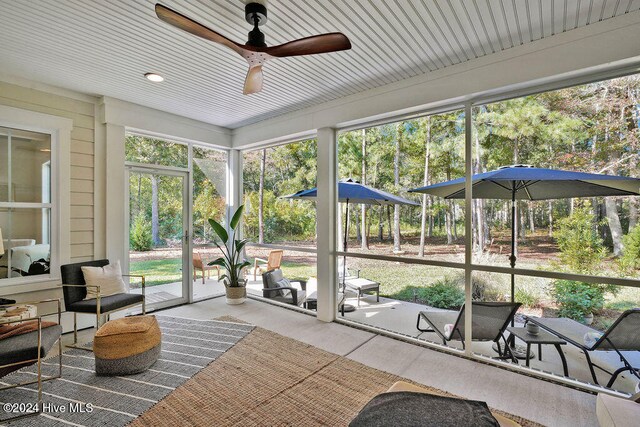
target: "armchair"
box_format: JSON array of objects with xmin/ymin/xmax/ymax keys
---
[
  {"xmin": 60, "ymin": 259, "xmax": 145, "ymax": 350},
  {"xmin": 262, "ymin": 268, "xmax": 307, "ymax": 307},
  {"xmin": 0, "ymin": 299, "xmax": 62, "ymax": 422}
]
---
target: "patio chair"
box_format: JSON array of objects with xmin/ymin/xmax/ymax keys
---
[
  {"xmin": 61, "ymin": 260, "xmax": 146, "ymax": 350},
  {"xmin": 417, "ymin": 301, "xmax": 522, "ymax": 361},
  {"xmin": 261, "ymin": 268, "xmax": 307, "ymax": 307},
  {"xmin": 0, "ymin": 299, "xmax": 62, "ymax": 422},
  {"xmin": 525, "ymin": 309, "xmax": 640, "ymax": 387},
  {"xmin": 252, "ymin": 249, "xmax": 283, "ymax": 281},
  {"xmin": 337, "ymin": 258, "xmax": 379, "ymax": 306},
  {"xmin": 192, "ymin": 251, "xmax": 220, "ymax": 283}
]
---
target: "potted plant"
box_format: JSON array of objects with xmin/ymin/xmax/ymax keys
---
[{"xmin": 208, "ymin": 205, "xmax": 251, "ymax": 305}]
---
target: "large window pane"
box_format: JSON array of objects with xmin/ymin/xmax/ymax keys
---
[
  {"xmin": 0, "ymin": 208, "xmax": 51, "ymax": 279},
  {"xmin": 337, "ymin": 111, "xmax": 465, "ymax": 262},
  {"xmin": 125, "ymin": 134, "xmax": 188, "ymax": 168},
  {"xmin": 0, "ymin": 127, "xmax": 51, "ymax": 203},
  {"xmin": 242, "ymin": 139, "xmax": 317, "ymax": 247}
]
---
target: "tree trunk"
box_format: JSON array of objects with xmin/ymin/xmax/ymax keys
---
[
  {"xmin": 258, "ymin": 149, "xmax": 266, "ymax": 244},
  {"xmin": 528, "ymin": 204, "xmax": 535, "ymax": 233},
  {"xmin": 360, "ymin": 129, "xmax": 368, "ymax": 249},
  {"xmin": 393, "ymin": 123, "xmax": 402, "ymax": 252},
  {"xmin": 604, "ymin": 197, "xmax": 625, "ymax": 256},
  {"xmin": 419, "ymin": 117, "xmax": 431, "ymax": 257},
  {"xmin": 428, "ymin": 197, "xmax": 433, "ymax": 237},
  {"xmin": 151, "ymin": 175, "xmax": 160, "ymax": 245},
  {"xmin": 355, "ymin": 208, "xmax": 361, "ymax": 243},
  {"xmin": 452, "ymin": 202, "xmax": 458, "ymax": 240},
  {"xmin": 630, "ymin": 199, "xmax": 638, "ymax": 231},
  {"xmin": 473, "ymin": 131, "xmax": 485, "ymax": 253},
  {"xmin": 445, "ymin": 205, "xmax": 453, "ymax": 244}
]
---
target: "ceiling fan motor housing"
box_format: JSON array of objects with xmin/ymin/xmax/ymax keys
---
[{"xmin": 245, "ymin": 3, "xmax": 268, "ymax": 47}]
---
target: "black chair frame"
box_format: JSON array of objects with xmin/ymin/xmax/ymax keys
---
[
  {"xmin": 61, "ymin": 260, "xmax": 146, "ymax": 350},
  {"xmin": 417, "ymin": 302, "xmax": 521, "ymax": 363},
  {"xmin": 526, "ymin": 309, "xmax": 640, "ymax": 387}
]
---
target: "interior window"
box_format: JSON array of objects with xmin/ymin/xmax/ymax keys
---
[{"xmin": 0, "ymin": 126, "xmax": 52, "ymax": 280}]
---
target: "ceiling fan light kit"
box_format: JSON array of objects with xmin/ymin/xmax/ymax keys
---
[{"xmin": 155, "ymin": 2, "xmax": 351, "ymax": 95}]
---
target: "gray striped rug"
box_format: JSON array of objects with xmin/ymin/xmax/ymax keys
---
[{"xmin": 0, "ymin": 316, "xmax": 253, "ymax": 426}]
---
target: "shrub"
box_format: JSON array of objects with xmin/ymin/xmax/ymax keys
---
[
  {"xmin": 514, "ymin": 287, "xmax": 540, "ymax": 308},
  {"xmin": 418, "ymin": 277, "xmax": 465, "ymax": 309},
  {"xmin": 551, "ymin": 280, "xmax": 606, "ymax": 321},
  {"xmin": 619, "ymin": 224, "xmax": 640, "ymax": 273},
  {"xmin": 554, "ymin": 206, "xmax": 606, "ymax": 274},
  {"xmin": 130, "ymin": 214, "xmax": 153, "ymax": 251}
]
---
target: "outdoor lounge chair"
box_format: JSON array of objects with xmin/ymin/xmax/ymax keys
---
[
  {"xmin": 262, "ymin": 268, "xmax": 307, "ymax": 307},
  {"xmin": 525, "ymin": 309, "xmax": 640, "ymax": 387},
  {"xmin": 252, "ymin": 249, "xmax": 283, "ymax": 280},
  {"xmin": 192, "ymin": 251, "xmax": 220, "ymax": 283},
  {"xmin": 417, "ymin": 301, "xmax": 522, "ymax": 361}
]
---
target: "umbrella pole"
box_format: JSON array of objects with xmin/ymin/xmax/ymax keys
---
[
  {"xmin": 510, "ymin": 187, "xmax": 517, "ymax": 307},
  {"xmin": 342, "ymin": 199, "xmax": 356, "ymax": 313}
]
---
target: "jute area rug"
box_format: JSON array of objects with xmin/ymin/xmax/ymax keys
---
[{"xmin": 132, "ymin": 316, "xmax": 542, "ymax": 427}]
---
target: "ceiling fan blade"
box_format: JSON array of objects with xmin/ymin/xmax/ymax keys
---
[
  {"xmin": 264, "ymin": 33, "xmax": 351, "ymax": 57},
  {"xmin": 155, "ymin": 4, "xmax": 244, "ymax": 55},
  {"xmin": 243, "ymin": 65, "xmax": 264, "ymax": 95}
]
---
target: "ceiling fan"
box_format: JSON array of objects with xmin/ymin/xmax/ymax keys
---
[{"xmin": 155, "ymin": 2, "xmax": 352, "ymax": 95}]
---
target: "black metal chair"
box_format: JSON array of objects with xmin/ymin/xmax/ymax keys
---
[
  {"xmin": 0, "ymin": 299, "xmax": 62, "ymax": 422},
  {"xmin": 525, "ymin": 309, "xmax": 640, "ymax": 387},
  {"xmin": 262, "ymin": 269, "xmax": 307, "ymax": 307},
  {"xmin": 60, "ymin": 260, "xmax": 146, "ymax": 349},
  {"xmin": 417, "ymin": 301, "xmax": 522, "ymax": 362}
]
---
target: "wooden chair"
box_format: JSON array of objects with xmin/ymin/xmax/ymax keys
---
[
  {"xmin": 252, "ymin": 249, "xmax": 283, "ymax": 281},
  {"xmin": 193, "ymin": 252, "xmax": 220, "ymax": 284}
]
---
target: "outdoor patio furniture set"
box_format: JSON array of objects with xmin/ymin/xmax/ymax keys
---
[{"xmin": 417, "ymin": 303, "xmax": 640, "ymax": 388}]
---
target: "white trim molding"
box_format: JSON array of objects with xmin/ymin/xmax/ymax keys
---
[{"xmin": 0, "ymin": 105, "xmax": 72, "ymax": 295}]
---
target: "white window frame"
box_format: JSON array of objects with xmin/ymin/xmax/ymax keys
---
[{"xmin": 0, "ymin": 105, "xmax": 72, "ymax": 295}]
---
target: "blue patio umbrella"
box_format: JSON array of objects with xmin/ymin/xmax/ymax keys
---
[
  {"xmin": 409, "ymin": 165, "xmax": 640, "ymax": 304},
  {"xmin": 284, "ymin": 178, "xmax": 419, "ymax": 310}
]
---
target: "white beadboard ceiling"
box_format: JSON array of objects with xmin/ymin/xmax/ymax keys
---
[{"xmin": 0, "ymin": 0, "xmax": 639, "ymax": 129}]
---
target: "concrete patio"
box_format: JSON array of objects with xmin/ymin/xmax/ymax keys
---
[{"xmin": 136, "ymin": 276, "xmax": 640, "ymax": 395}]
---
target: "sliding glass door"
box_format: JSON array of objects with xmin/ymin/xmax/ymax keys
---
[{"xmin": 126, "ymin": 166, "xmax": 189, "ymax": 310}]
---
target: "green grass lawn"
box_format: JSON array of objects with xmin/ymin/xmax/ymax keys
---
[{"xmin": 130, "ymin": 258, "xmax": 182, "ymax": 287}]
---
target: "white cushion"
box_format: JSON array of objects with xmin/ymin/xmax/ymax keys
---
[
  {"xmin": 276, "ymin": 278, "xmax": 292, "ymax": 298},
  {"xmin": 81, "ymin": 261, "xmax": 127, "ymax": 299}
]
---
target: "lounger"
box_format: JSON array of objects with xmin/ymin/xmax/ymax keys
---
[
  {"xmin": 417, "ymin": 302, "xmax": 521, "ymax": 361},
  {"xmin": 525, "ymin": 309, "xmax": 640, "ymax": 387}
]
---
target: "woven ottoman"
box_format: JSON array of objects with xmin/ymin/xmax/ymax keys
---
[{"xmin": 93, "ymin": 315, "xmax": 161, "ymax": 376}]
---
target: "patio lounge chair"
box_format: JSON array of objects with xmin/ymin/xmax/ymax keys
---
[
  {"xmin": 525, "ymin": 309, "xmax": 640, "ymax": 387},
  {"xmin": 417, "ymin": 302, "xmax": 521, "ymax": 361},
  {"xmin": 337, "ymin": 259, "xmax": 379, "ymax": 307},
  {"xmin": 262, "ymin": 268, "xmax": 307, "ymax": 307},
  {"xmin": 252, "ymin": 249, "xmax": 283, "ymax": 281}
]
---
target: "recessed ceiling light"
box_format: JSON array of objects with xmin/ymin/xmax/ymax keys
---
[{"xmin": 144, "ymin": 73, "xmax": 164, "ymax": 82}]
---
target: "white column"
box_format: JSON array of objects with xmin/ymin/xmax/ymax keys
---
[
  {"xmin": 316, "ymin": 127, "xmax": 338, "ymax": 322},
  {"xmin": 228, "ymin": 150, "xmax": 242, "ymax": 219},
  {"xmin": 464, "ymin": 103, "xmax": 473, "ymax": 355},
  {"xmin": 105, "ymin": 123, "xmax": 126, "ymax": 263}
]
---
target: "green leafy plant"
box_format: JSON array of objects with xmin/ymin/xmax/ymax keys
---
[
  {"xmin": 207, "ymin": 205, "xmax": 250, "ymax": 287},
  {"xmin": 554, "ymin": 206, "xmax": 606, "ymax": 275},
  {"xmin": 551, "ymin": 280, "xmax": 607, "ymax": 321},
  {"xmin": 619, "ymin": 224, "xmax": 640, "ymax": 273},
  {"xmin": 130, "ymin": 214, "xmax": 153, "ymax": 251},
  {"xmin": 514, "ymin": 287, "xmax": 540, "ymax": 308},
  {"xmin": 420, "ymin": 277, "xmax": 465, "ymax": 309}
]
